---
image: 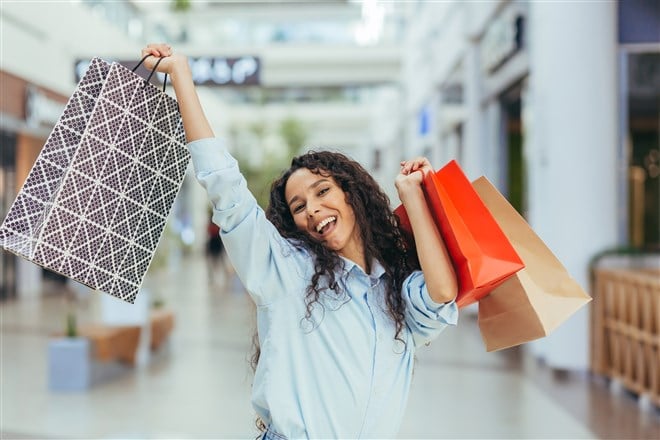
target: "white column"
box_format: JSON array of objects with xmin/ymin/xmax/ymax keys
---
[
  {"xmin": 462, "ymin": 41, "xmax": 484, "ymax": 179},
  {"xmin": 483, "ymin": 99, "xmax": 503, "ymax": 188},
  {"xmin": 525, "ymin": 1, "xmax": 618, "ymax": 370}
]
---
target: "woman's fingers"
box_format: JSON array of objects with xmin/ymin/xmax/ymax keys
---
[
  {"xmin": 145, "ymin": 43, "xmax": 172, "ymax": 57},
  {"xmin": 141, "ymin": 43, "xmax": 172, "ymax": 61},
  {"xmin": 140, "ymin": 43, "xmax": 179, "ymax": 73},
  {"xmin": 400, "ymin": 157, "xmax": 431, "ymax": 175}
]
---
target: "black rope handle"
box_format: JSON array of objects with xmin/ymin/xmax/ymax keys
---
[
  {"xmin": 132, "ymin": 54, "xmax": 151, "ymax": 71},
  {"xmin": 132, "ymin": 54, "xmax": 168, "ymax": 92}
]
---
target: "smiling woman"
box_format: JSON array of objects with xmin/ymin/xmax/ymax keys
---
[
  {"xmin": 284, "ymin": 167, "xmax": 362, "ymax": 267},
  {"xmin": 140, "ymin": 42, "xmax": 458, "ymax": 439}
]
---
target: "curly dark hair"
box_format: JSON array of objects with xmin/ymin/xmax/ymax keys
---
[{"xmin": 269, "ymin": 150, "xmax": 414, "ymax": 333}]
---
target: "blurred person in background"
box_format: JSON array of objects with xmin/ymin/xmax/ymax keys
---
[{"xmin": 141, "ymin": 43, "xmax": 458, "ymax": 439}]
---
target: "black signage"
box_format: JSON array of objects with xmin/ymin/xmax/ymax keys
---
[{"xmin": 75, "ymin": 56, "xmax": 261, "ymax": 87}]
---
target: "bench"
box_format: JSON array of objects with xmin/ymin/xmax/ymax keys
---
[
  {"xmin": 78, "ymin": 324, "xmax": 141, "ymax": 365},
  {"xmin": 79, "ymin": 309, "xmax": 175, "ymax": 365}
]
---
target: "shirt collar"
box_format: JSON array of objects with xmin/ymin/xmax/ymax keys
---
[{"xmin": 340, "ymin": 256, "xmax": 387, "ymax": 279}]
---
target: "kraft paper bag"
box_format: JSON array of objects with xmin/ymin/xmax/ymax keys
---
[
  {"xmin": 472, "ymin": 176, "xmax": 592, "ymax": 352},
  {"xmin": 395, "ymin": 160, "xmax": 524, "ymax": 308},
  {"xmin": 0, "ymin": 58, "xmax": 189, "ymax": 303}
]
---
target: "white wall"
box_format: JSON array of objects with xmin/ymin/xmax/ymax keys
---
[
  {"xmin": 1, "ymin": 2, "xmax": 139, "ymax": 96},
  {"xmin": 525, "ymin": 1, "xmax": 619, "ymax": 369}
]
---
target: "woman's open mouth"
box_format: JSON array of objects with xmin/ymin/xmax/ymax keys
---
[{"xmin": 315, "ymin": 216, "xmax": 337, "ymax": 236}]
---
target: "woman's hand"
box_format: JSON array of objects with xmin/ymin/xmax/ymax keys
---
[
  {"xmin": 139, "ymin": 43, "xmax": 213, "ymax": 142},
  {"xmin": 140, "ymin": 43, "xmax": 188, "ymax": 77},
  {"xmin": 395, "ymin": 157, "xmax": 433, "ymax": 200}
]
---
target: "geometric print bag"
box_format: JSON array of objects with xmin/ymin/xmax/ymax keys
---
[{"xmin": 0, "ymin": 57, "xmax": 190, "ymax": 303}]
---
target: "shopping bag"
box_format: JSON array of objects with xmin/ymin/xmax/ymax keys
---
[
  {"xmin": 394, "ymin": 160, "xmax": 524, "ymax": 308},
  {"xmin": 0, "ymin": 57, "xmax": 189, "ymax": 303},
  {"xmin": 472, "ymin": 177, "xmax": 592, "ymax": 352}
]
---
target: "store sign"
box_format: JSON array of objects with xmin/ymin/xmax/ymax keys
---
[
  {"xmin": 25, "ymin": 85, "xmax": 65, "ymax": 128},
  {"xmin": 188, "ymin": 56, "xmax": 260, "ymax": 86},
  {"xmin": 481, "ymin": 8, "xmax": 524, "ymax": 73},
  {"xmin": 75, "ymin": 56, "xmax": 261, "ymax": 86}
]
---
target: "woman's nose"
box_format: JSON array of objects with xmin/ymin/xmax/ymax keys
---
[{"xmin": 306, "ymin": 203, "xmax": 320, "ymax": 217}]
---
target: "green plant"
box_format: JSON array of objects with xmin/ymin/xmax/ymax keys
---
[
  {"xmin": 279, "ymin": 117, "xmax": 307, "ymax": 155},
  {"xmin": 66, "ymin": 311, "xmax": 77, "ymax": 338},
  {"xmin": 231, "ymin": 117, "xmax": 308, "ymax": 209},
  {"xmin": 171, "ymin": 0, "xmax": 191, "ymax": 13}
]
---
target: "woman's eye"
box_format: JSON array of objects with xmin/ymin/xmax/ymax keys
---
[
  {"xmin": 293, "ymin": 204, "xmax": 305, "ymax": 214},
  {"xmin": 318, "ymin": 187, "xmax": 330, "ymax": 196}
]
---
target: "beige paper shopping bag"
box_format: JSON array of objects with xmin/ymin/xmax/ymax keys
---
[{"xmin": 472, "ymin": 177, "xmax": 592, "ymax": 352}]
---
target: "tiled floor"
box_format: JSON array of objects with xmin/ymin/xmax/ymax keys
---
[{"xmin": 1, "ymin": 253, "xmax": 658, "ymax": 439}]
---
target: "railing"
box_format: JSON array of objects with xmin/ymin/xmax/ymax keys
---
[{"xmin": 591, "ymin": 268, "xmax": 660, "ymax": 407}]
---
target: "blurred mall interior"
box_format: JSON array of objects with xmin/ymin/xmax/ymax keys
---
[{"xmin": 0, "ymin": 0, "xmax": 659, "ymax": 438}]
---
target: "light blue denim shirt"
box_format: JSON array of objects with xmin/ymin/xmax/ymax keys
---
[{"xmin": 187, "ymin": 138, "xmax": 458, "ymax": 439}]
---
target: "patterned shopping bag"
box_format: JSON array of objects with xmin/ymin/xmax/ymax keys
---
[{"xmin": 0, "ymin": 57, "xmax": 190, "ymax": 303}]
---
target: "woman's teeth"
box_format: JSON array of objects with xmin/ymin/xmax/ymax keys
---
[{"xmin": 316, "ymin": 216, "xmax": 336, "ymax": 233}]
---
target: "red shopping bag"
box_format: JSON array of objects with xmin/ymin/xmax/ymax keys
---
[{"xmin": 394, "ymin": 160, "xmax": 524, "ymax": 308}]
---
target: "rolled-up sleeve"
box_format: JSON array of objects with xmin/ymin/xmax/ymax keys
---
[{"xmin": 402, "ymin": 270, "xmax": 458, "ymax": 347}]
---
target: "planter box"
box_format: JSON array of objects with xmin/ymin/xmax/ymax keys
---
[{"xmin": 48, "ymin": 338, "xmax": 91, "ymax": 392}]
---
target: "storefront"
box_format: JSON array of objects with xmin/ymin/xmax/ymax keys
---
[
  {"xmin": 618, "ymin": 0, "xmax": 659, "ymax": 249},
  {"xmin": 479, "ymin": 1, "xmax": 528, "ymax": 215},
  {"xmin": 0, "ymin": 70, "xmax": 68, "ymax": 299}
]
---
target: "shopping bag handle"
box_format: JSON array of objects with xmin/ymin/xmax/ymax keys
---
[{"xmin": 133, "ymin": 54, "xmax": 168, "ymax": 92}]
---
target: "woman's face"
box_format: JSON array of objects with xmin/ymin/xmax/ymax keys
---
[{"xmin": 285, "ymin": 168, "xmax": 363, "ymax": 262}]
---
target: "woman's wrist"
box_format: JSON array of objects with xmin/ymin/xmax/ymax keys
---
[
  {"xmin": 169, "ymin": 56, "xmax": 191, "ymax": 81},
  {"xmin": 396, "ymin": 180, "xmax": 424, "ymax": 204}
]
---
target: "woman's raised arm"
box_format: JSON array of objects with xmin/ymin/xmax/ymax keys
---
[
  {"xmin": 141, "ymin": 43, "xmax": 213, "ymax": 143},
  {"xmin": 396, "ymin": 157, "xmax": 458, "ymax": 304}
]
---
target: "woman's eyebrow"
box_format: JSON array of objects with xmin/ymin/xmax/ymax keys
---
[{"xmin": 288, "ymin": 178, "xmax": 331, "ymax": 206}]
